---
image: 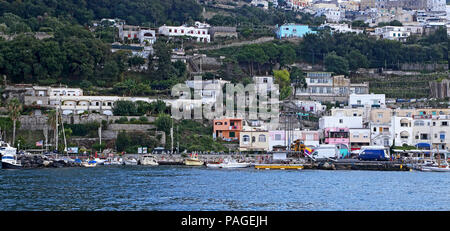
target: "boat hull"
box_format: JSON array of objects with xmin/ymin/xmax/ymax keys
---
[
  {"xmin": 221, "ymin": 163, "xmax": 251, "ymax": 168},
  {"xmin": 206, "ymin": 163, "xmax": 222, "ymax": 168},
  {"xmin": 1, "ymin": 162, "xmax": 22, "ymax": 169},
  {"xmin": 184, "ymin": 159, "xmax": 204, "ymax": 166},
  {"xmin": 420, "ymin": 167, "xmax": 450, "ymax": 172}
]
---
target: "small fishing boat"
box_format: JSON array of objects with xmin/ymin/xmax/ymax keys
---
[
  {"xmin": 0, "ymin": 141, "xmax": 21, "ymax": 169},
  {"xmin": 139, "ymin": 154, "xmax": 159, "ymax": 166},
  {"xmin": 184, "ymin": 153, "xmax": 204, "ymax": 166},
  {"xmin": 206, "ymin": 161, "xmax": 223, "ymax": 168}
]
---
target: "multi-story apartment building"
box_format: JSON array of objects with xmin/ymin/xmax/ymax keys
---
[
  {"xmin": 295, "ymin": 72, "xmax": 369, "ymax": 102},
  {"xmin": 268, "ymin": 129, "xmax": 320, "ymax": 151},
  {"xmin": 213, "ymin": 118, "xmax": 243, "ymax": 142}
]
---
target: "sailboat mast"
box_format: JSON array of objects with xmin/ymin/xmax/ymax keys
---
[
  {"xmin": 55, "ymin": 108, "xmax": 58, "ymax": 153},
  {"xmin": 61, "ymin": 110, "xmax": 67, "ymax": 155}
]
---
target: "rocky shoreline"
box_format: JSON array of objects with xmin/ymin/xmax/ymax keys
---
[{"xmin": 17, "ymin": 155, "xmax": 82, "ymax": 169}]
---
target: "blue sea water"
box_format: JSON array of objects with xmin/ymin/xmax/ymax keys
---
[{"xmin": 0, "ymin": 166, "xmax": 448, "ymax": 211}]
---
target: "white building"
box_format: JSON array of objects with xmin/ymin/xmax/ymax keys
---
[
  {"xmin": 427, "ymin": 0, "xmax": 446, "ymax": 12},
  {"xmin": 349, "ymin": 93, "xmax": 386, "ymax": 108},
  {"xmin": 118, "ymin": 25, "xmax": 157, "ymax": 45},
  {"xmin": 374, "ymin": 26, "xmax": 411, "ymax": 41},
  {"xmin": 185, "ymin": 79, "xmax": 230, "ymax": 105},
  {"xmin": 319, "ymin": 116, "xmax": 364, "ymax": 129},
  {"xmin": 158, "ymin": 22, "xmax": 211, "ymax": 43},
  {"xmin": 321, "ymin": 23, "xmax": 363, "ymax": 34},
  {"xmin": 293, "ymin": 100, "xmax": 327, "ymax": 114}
]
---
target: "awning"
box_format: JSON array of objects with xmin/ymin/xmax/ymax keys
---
[{"xmin": 416, "ymin": 143, "xmax": 431, "ymax": 149}]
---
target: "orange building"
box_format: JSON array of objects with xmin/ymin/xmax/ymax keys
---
[{"xmin": 213, "ymin": 118, "xmax": 243, "ymax": 141}]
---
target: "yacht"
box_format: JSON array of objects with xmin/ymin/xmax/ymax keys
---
[
  {"xmin": 139, "ymin": 155, "xmax": 159, "ymax": 166},
  {"xmin": 220, "ymin": 158, "xmax": 251, "ymax": 168},
  {"xmin": 0, "ymin": 141, "xmax": 21, "ymax": 169}
]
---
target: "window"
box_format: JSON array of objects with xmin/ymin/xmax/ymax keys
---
[
  {"xmin": 258, "ymin": 135, "xmax": 266, "ymax": 142},
  {"xmin": 243, "ymin": 135, "xmax": 250, "ymax": 143},
  {"xmin": 339, "ymin": 119, "xmax": 343, "ymax": 123},
  {"xmin": 275, "ymin": 134, "xmax": 282, "ymax": 141},
  {"xmin": 252, "ymin": 136, "xmax": 256, "ymax": 143},
  {"xmin": 440, "ymin": 132, "xmax": 445, "ymax": 140},
  {"xmin": 229, "ymin": 132, "xmax": 235, "ymax": 138},
  {"xmin": 414, "ymin": 120, "xmax": 425, "ymax": 126},
  {"xmin": 442, "ymin": 121, "xmax": 448, "ymax": 126},
  {"xmin": 420, "ymin": 134, "xmax": 429, "ymax": 140}
]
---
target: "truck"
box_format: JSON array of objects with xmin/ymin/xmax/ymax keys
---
[
  {"xmin": 358, "ymin": 146, "xmax": 390, "ymax": 161},
  {"xmin": 311, "ymin": 145, "xmax": 339, "ymax": 160}
]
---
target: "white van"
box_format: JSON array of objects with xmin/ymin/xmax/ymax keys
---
[{"xmin": 311, "ymin": 145, "xmax": 339, "ymax": 159}]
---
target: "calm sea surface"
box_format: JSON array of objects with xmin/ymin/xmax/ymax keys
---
[{"xmin": 0, "ymin": 166, "xmax": 449, "ymax": 211}]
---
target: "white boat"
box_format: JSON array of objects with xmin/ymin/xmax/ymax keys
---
[
  {"xmin": 0, "ymin": 141, "xmax": 21, "ymax": 169},
  {"xmin": 419, "ymin": 161, "xmax": 450, "ymax": 172},
  {"xmin": 220, "ymin": 159, "xmax": 251, "ymax": 168},
  {"xmin": 139, "ymin": 155, "xmax": 159, "ymax": 166},
  {"xmin": 206, "ymin": 162, "xmax": 223, "ymax": 168},
  {"xmin": 124, "ymin": 158, "xmax": 138, "ymax": 165},
  {"xmin": 206, "ymin": 159, "xmax": 251, "ymax": 168},
  {"xmin": 94, "ymin": 158, "xmax": 106, "ymax": 165}
]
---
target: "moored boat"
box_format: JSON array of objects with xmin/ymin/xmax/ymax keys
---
[
  {"xmin": 124, "ymin": 158, "xmax": 138, "ymax": 165},
  {"xmin": 82, "ymin": 160, "xmax": 97, "ymax": 167},
  {"xmin": 139, "ymin": 154, "xmax": 159, "ymax": 166},
  {"xmin": 0, "ymin": 141, "xmax": 21, "ymax": 169},
  {"xmin": 184, "ymin": 153, "xmax": 204, "ymax": 166},
  {"xmin": 220, "ymin": 159, "xmax": 251, "ymax": 168}
]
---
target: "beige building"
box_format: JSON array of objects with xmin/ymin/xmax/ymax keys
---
[
  {"xmin": 350, "ymin": 128, "xmax": 371, "ymax": 150},
  {"xmin": 239, "ymin": 129, "xmax": 270, "ymax": 152}
]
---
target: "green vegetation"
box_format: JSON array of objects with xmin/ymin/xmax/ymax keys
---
[
  {"xmin": 352, "ymin": 73, "xmax": 447, "ymax": 99},
  {"xmin": 174, "ymin": 120, "xmax": 228, "ymax": 152},
  {"xmin": 64, "ymin": 122, "xmax": 100, "ymax": 137},
  {"xmin": 273, "ymin": 69, "xmax": 292, "ymax": 100},
  {"xmin": 113, "ymin": 100, "xmax": 167, "ymax": 116},
  {"xmin": 116, "ymin": 131, "xmax": 159, "ymax": 153},
  {"xmin": 7, "ymin": 98, "xmax": 22, "ymax": 146},
  {"xmin": 0, "ymin": 0, "xmax": 202, "ymax": 26}
]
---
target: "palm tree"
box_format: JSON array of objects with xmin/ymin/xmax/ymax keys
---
[
  {"xmin": 7, "ymin": 98, "xmax": 22, "ymax": 146},
  {"xmin": 47, "ymin": 110, "xmax": 57, "ymax": 149}
]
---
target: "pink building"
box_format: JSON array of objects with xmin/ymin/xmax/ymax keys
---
[{"xmin": 323, "ymin": 127, "xmax": 350, "ymax": 148}]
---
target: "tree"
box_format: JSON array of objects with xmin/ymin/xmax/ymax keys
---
[
  {"xmin": 7, "ymin": 98, "xmax": 22, "ymax": 146},
  {"xmin": 155, "ymin": 113, "xmax": 172, "ymax": 134},
  {"xmin": 273, "ymin": 69, "xmax": 292, "ymax": 100},
  {"xmin": 290, "ymin": 67, "xmax": 306, "ymax": 97},
  {"xmin": 113, "ymin": 100, "xmax": 138, "ymax": 116},
  {"xmin": 324, "ymin": 52, "xmax": 349, "ymax": 75},
  {"xmin": 47, "ymin": 110, "xmax": 57, "ymax": 148}
]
